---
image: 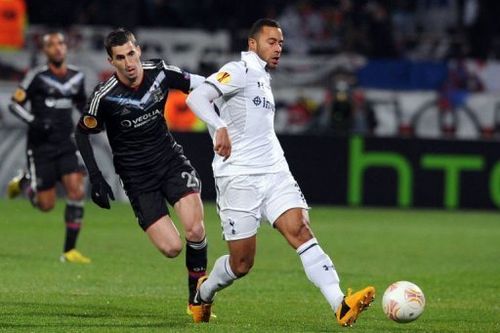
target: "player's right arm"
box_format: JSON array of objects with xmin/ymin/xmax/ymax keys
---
[
  {"xmin": 8, "ymin": 69, "xmax": 51, "ymax": 132},
  {"xmin": 186, "ymin": 62, "xmax": 245, "ymax": 160},
  {"xmin": 187, "ymin": 83, "xmax": 231, "ymax": 159},
  {"xmin": 75, "ymin": 82, "xmax": 114, "ymax": 209}
]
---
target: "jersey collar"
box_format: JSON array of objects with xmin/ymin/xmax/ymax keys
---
[{"xmin": 241, "ymin": 51, "xmax": 268, "ymax": 72}]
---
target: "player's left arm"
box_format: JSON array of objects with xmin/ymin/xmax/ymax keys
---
[
  {"xmin": 74, "ymin": 76, "xmax": 87, "ymax": 114},
  {"xmin": 8, "ymin": 87, "xmax": 34, "ymax": 124},
  {"xmin": 161, "ymin": 60, "xmax": 204, "ymax": 93},
  {"xmin": 75, "ymin": 83, "xmax": 114, "ymax": 209},
  {"xmin": 75, "ymin": 125, "xmax": 115, "ymax": 209},
  {"xmin": 76, "ymin": 87, "xmax": 105, "ymax": 180},
  {"xmin": 8, "ymin": 74, "xmax": 51, "ymax": 131}
]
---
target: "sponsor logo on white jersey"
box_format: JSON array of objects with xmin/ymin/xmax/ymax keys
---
[{"xmin": 252, "ymin": 96, "xmax": 274, "ymax": 111}]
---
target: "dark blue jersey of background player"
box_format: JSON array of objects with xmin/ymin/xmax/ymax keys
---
[
  {"xmin": 9, "ymin": 62, "xmax": 86, "ymax": 149},
  {"xmin": 6, "ymin": 32, "xmax": 90, "ymax": 264},
  {"xmin": 77, "ymin": 59, "xmax": 203, "ymax": 195}
]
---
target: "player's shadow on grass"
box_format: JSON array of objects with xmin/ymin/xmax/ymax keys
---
[{"xmin": 0, "ymin": 300, "xmax": 188, "ymax": 329}]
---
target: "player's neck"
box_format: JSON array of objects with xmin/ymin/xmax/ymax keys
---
[
  {"xmin": 117, "ymin": 68, "xmax": 144, "ymax": 89},
  {"xmin": 129, "ymin": 68, "xmax": 144, "ymax": 89},
  {"xmin": 48, "ymin": 62, "xmax": 67, "ymax": 77}
]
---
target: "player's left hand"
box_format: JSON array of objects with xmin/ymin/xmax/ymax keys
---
[
  {"xmin": 214, "ymin": 127, "xmax": 231, "ymax": 161},
  {"xmin": 90, "ymin": 173, "xmax": 115, "ymax": 209}
]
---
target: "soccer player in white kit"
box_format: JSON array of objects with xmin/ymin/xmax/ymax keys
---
[{"xmin": 186, "ymin": 18, "xmax": 375, "ymax": 327}]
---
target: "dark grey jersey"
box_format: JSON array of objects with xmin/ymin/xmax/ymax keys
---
[
  {"xmin": 78, "ymin": 59, "xmax": 193, "ymax": 194},
  {"xmin": 10, "ymin": 64, "xmax": 86, "ymax": 147}
]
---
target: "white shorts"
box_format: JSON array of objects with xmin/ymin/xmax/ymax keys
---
[{"xmin": 215, "ymin": 170, "xmax": 309, "ymax": 241}]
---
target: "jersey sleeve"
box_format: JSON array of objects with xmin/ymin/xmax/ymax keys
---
[
  {"xmin": 77, "ymin": 82, "xmax": 106, "ymax": 134},
  {"xmin": 205, "ymin": 61, "xmax": 246, "ymax": 97},
  {"xmin": 186, "ymin": 83, "xmax": 227, "ymax": 130},
  {"xmin": 74, "ymin": 74, "xmax": 87, "ymax": 113},
  {"xmin": 11, "ymin": 67, "xmax": 38, "ymax": 106},
  {"xmin": 9, "ymin": 69, "xmax": 38, "ymax": 123},
  {"xmin": 11, "ymin": 85, "xmax": 29, "ymax": 106},
  {"xmin": 161, "ymin": 60, "xmax": 192, "ymax": 93}
]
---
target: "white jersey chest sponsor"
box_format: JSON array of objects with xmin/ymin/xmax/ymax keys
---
[{"xmin": 211, "ymin": 59, "xmax": 287, "ymax": 177}]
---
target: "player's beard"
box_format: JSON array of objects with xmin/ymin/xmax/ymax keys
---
[{"xmin": 50, "ymin": 59, "xmax": 65, "ymax": 68}]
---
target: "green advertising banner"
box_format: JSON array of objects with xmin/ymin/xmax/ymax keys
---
[{"xmin": 175, "ymin": 133, "xmax": 500, "ymax": 210}]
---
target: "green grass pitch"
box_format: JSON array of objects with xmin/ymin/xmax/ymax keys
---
[{"xmin": 0, "ymin": 199, "xmax": 499, "ymax": 332}]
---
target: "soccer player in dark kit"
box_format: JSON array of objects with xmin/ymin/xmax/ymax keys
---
[
  {"xmin": 7, "ymin": 31, "xmax": 90, "ymax": 264},
  {"xmin": 75, "ymin": 28, "xmax": 209, "ymax": 313}
]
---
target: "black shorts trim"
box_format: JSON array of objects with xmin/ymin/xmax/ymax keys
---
[{"xmin": 27, "ymin": 147, "xmax": 81, "ymax": 191}]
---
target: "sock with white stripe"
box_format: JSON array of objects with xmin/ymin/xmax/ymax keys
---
[
  {"xmin": 199, "ymin": 254, "xmax": 237, "ymax": 303},
  {"xmin": 186, "ymin": 237, "xmax": 208, "ymax": 304},
  {"xmin": 64, "ymin": 199, "xmax": 84, "ymax": 252},
  {"xmin": 297, "ymin": 238, "xmax": 344, "ymax": 311}
]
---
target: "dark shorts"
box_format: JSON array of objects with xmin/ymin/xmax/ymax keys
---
[
  {"xmin": 27, "ymin": 146, "xmax": 82, "ymax": 191},
  {"xmin": 128, "ymin": 157, "xmax": 202, "ymax": 231}
]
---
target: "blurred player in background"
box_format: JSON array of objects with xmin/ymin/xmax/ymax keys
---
[
  {"xmin": 7, "ymin": 32, "xmax": 90, "ymax": 264},
  {"xmin": 75, "ymin": 28, "xmax": 210, "ymax": 313},
  {"xmin": 187, "ymin": 18, "xmax": 375, "ymax": 327}
]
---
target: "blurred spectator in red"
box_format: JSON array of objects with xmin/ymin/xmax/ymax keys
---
[
  {"xmin": 351, "ymin": 89, "xmax": 377, "ymax": 135},
  {"xmin": 164, "ymin": 90, "xmax": 206, "ymax": 132},
  {"xmin": 0, "ymin": 0, "xmax": 26, "ymax": 49},
  {"xmin": 438, "ymin": 57, "xmax": 483, "ymax": 137},
  {"xmin": 286, "ymin": 96, "xmax": 317, "ymax": 133}
]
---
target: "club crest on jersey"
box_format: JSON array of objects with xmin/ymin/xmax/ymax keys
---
[
  {"xmin": 13, "ymin": 88, "xmax": 27, "ymax": 103},
  {"xmin": 152, "ymin": 87, "xmax": 164, "ymax": 103},
  {"xmin": 83, "ymin": 115, "xmax": 98, "ymax": 129},
  {"xmin": 216, "ymin": 71, "xmax": 231, "ymax": 84}
]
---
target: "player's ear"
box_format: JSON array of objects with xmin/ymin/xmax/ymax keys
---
[
  {"xmin": 107, "ymin": 57, "xmax": 113, "ymax": 65},
  {"xmin": 136, "ymin": 45, "xmax": 142, "ymax": 57},
  {"xmin": 248, "ymin": 38, "xmax": 257, "ymax": 52}
]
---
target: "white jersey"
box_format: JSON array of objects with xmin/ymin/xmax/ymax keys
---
[{"xmin": 206, "ymin": 51, "xmax": 288, "ymax": 177}]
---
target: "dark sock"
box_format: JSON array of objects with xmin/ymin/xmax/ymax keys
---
[
  {"xmin": 186, "ymin": 237, "xmax": 208, "ymax": 304},
  {"xmin": 19, "ymin": 174, "xmax": 30, "ymax": 192},
  {"xmin": 19, "ymin": 175, "xmax": 36, "ymax": 206},
  {"xmin": 64, "ymin": 226, "xmax": 80, "ymax": 252},
  {"xmin": 64, "ymin": 200, "xmax": 84, "ymax": 252}
]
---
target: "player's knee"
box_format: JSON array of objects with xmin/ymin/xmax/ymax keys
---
[
  {"xmin": 184, "ymin": 222, "xmax": 205, "ymax": 242},
  {"xmin": 161, "ymin": 247, "xmax": 182, "ymax": 258},
  {"xmin": 67, "ymin": 191, "xmax": 84, "ymax": 201},
  {"xmin": 159, "ymin": 241, "xmax": 183, "ymax": 258},
  {"xmin": 66, "ymin": 186, "xmax": 85, "ymax": 201},
  {"xmin": 38, "ymin": 200, "xmax": 55, "ymax": 212}
]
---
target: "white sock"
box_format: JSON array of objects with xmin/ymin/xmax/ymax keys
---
[
  {"xmin": 297, "ymin": 238, "xmax": 344, "ymax": 311},
  {"xmin": 200, "ymin": 254, "xmax": 237, "ymax": 302}
]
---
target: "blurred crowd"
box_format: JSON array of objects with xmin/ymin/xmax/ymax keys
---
[
  {"xmin": 2, "ymin": 0, "xmax": 500, "ymax": 139},
  {"xmin": 276, "ymin": 0, "xmax": 497, "ymax": 60},
  {"xmin": 25, "ymin": 0, "xmax": 500, "ymax": 60}
]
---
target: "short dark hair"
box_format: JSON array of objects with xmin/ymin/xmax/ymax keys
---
[
  {"xmin": 248, "ymin": 18, "xmax": 281, "ymax": 39},
  {"xmin": 42, "ymin": 31, "xmax": 65, "ymax": 46},
  {"xmin": 104, "ymin": 28, "xmax": 137, "ymax": 57}
]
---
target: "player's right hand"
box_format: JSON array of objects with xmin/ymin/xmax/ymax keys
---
[
  {"xmin": 214, "ymin": 127, "xmax": 231, "ymax": 161},
  {"xmin": 90, "ymin": 173, "xmax": 115, "ymax": 209}
]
